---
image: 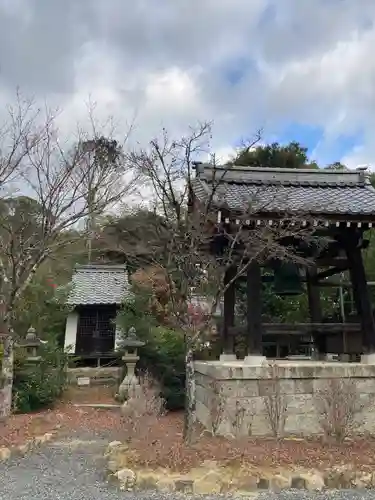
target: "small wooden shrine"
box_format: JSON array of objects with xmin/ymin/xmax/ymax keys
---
[
  {"xmin": 64, "ymin": 264, "xmax": 131, "ymax": 364},
  {"xmin": 190, "ymin": 163, "xmax": 375, "ymax": 362}
]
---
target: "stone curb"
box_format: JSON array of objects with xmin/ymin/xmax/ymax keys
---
[
  {"xmin": 104, "ymin": 441, "xmax": 375, "ymax": 493},
  {"xmin": 0, "ymin": 431, "xmax": 56, "ymax": 463},
  {"xmin": 73, "ymin": 403, "xmax": 122, "ymax": 409}
]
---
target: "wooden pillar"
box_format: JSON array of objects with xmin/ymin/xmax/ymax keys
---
[
  {"xmin": 246, "ymin": 261, "xmax": 263, "ymax": 355},
  {"xmin": 222, "ymin": 266, "xmax": 236, "ymax": 355},
  {"xmin": 306, "ymin": 267, "xmax": 326, "ymax": 356},
  {"xmin": 344, "ymin": 237, "xmax": 375, "ymax": 353}
]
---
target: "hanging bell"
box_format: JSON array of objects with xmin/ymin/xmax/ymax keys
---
[{"xmin": 273, "ymin": 262, "xmax": 303, "ymax": 296}]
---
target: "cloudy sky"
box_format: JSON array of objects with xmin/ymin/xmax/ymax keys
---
[{"xmin": 1, "ymin": 0, "xmax": 374, "ymax": 168}]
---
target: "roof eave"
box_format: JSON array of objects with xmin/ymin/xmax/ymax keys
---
[{"xmin": 68, "ymin": 301, "xmax": 122, "ymax": 306}]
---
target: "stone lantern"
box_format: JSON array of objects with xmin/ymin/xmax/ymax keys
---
[
  {"xmin": 21, "ymin": 327, "xmax": 42, "ymax": 361},
  {"xmin": 118, "ymin": 327, "xmax": 145, "ymax": 399}
]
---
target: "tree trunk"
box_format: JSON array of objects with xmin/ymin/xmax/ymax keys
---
[
  {"xmin": 0, "ymin": 256, "xmax": 47, "ymax": 420},
  {"xmin": 0, "ymin": 335, "xmax": 14, "ymax": 420},
  {"xmin": 183, "ymin": 335, "xmax": 196, "ymax": 444}
]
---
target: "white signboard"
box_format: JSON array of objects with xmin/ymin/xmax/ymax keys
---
[{"xmin": 77, "ymin": 377, "xmax": 90, "ymax": 386}]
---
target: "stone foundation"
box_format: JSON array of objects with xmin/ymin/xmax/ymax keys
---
[
  {"xmin": 67, "ymin": 367, "xmax": 123, "ymax": 386},
  {"xmin": 194, "ymin": 360, "xmax": 375, "ymax": 437}
]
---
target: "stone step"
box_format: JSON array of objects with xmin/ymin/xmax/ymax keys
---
[{"xmin": 73, "ymin": 403, "xmax": 122, "ymax": 409}]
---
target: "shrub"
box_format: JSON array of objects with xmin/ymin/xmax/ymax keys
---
[
  {"xmin": 258, "ymin": 362, "xmax": 287, "ymax": 438},
  {"xmin": 13, "ymin": 340, "xmax": 68, "ymax": 413},
  {"xmin": 118, "ymin": 289, "xmax": 186, "ymax": 411},
  {"xmin": 121, "ymin": 371, "xmax": 166, "ymax": 443},
  {"xmin": 137, "ymin": 327, "xmax": 186, "ymax": 411},
  {"xmin": 314, "ymin": 378, "xmax": 363, "ymax": 442}
]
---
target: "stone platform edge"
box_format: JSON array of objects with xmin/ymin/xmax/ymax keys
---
[
  {"xmin": 104, "ymin": 441, "xmax": 375, "ymax": 493},
  {"xmin": 193, "ymin": 360, "xmax": 375, "ymax": 380}
]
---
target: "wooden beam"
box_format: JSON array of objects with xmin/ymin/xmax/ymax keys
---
[
  {"xmin": 229, "ymin": 323, "xmax": 361, "ymax": 336},
  {"xmin": 222, "ymin": 266, "xmax": 236, "ymax": 354},
  {"xmin": 316, "ymin": 256, "xmax": 348, "ymax": 267},
  {"xmin": 306, "ymin": 267, "xmax": 325, "ymax": 355},
  {"xmin": 318, "ymin": 280, "xmax": 375, "ymax": 288},
  {"xmin": 315, "ymin": 265, "xmax": 348, "ymax": 281},
  {"xmin": 344, "ymin": 234, "xmax": 375, "ymax": 352},
  {"xmin": 246, "ymin": 261, "xmax": 263, "ymax": 355},
  {"xmin": 307, "ymin": 269, "xmax": 323, "ymax": 323}
]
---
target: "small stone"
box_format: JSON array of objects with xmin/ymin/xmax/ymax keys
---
[
  {"xmin": 257, "ymin": 477, "xmax": 269, "ymax": 490},
  {"xmin": 174, "ymin": 479, "xmax": 194, "ymax": 493},
  {"xmin": 43, "ymin": 433, "xmax": 53, "ymax": 442},
  {"xmin": 108, "ymin": 440, "xmax": 122, "ymax": 450},
  {"xmin": 354, "ymin": 472, "xmax": 373, "ymax": 489},
  {"xmin": 270, "ymin": 474, "xmax": 291, "ymax": 491},
  {"xmin": 194, "ymin": 470, "xmax": 223, "ymax": 494},
  {"xmin": 300, "ymin": 472, "xmax": 325, "ymax": 491},
  {"xmin": 107, "ymin": 459, "xmax": 119, "ymax": 474},
  {"xmin": 291, "ymin": 476, "xmax": 306, "ymax": 489},
  {"xmin": 115, "ymin": 468, "xmax": 136, "ymax": 491},
  {"xmin": 0, "ymin": 447, "xmax": 11, "ymax": 462},
  {"xmin": 325, "ymin": 465, "xmax": 355, "ymax": 489}
]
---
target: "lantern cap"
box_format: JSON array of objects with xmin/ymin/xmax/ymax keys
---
[
  {"xmin": 19, "ymin": 327, "xmax": 41, "ymax": 347},
  {"xmin": 122, "ymin": 327, "xmax": 145, "ymax": 348}
]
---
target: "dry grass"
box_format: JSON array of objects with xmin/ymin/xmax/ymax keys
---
[
  {"xmin": 121, "ymin": 372, "xmax": 166, "ymax": 443},
  {"xmin": 0, "ymin": 410, "xmax": 59, "ymax": 447},
  {"xmin": 0, "ymin": 385, "xmax": 119, "ymax": 447},
  {"xmin": 314, "ymin": 378, "xmax": 364, "ymax": 443},
  {"xmin": 121, "ymin": 412, "xmax": 375, "ymax": 473},
  {"xmin": 4, "ymin": 391, "xmax": 375, "ymax": 475}
]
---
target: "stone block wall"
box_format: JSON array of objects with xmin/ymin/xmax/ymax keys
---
[{"xmin": 194, "ymin": 360, "xmax": 375, "ymax": 437}]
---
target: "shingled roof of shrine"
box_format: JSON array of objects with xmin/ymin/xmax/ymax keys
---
[
  {"xmin": 66, "ymin": 264, "xmax": 131, "ymax": 306},
  {"xmin": 190, "ymin": 164, "xmax": 375, "ymax": 220}
]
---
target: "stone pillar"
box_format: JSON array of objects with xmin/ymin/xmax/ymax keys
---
[{"xmin": 118, "ymin": 352, "xmax": 141, "ymax": 398}]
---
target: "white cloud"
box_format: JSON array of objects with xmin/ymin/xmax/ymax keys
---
[
  {"xmin": 1, "ymin": 0, "xmax": 375, "ymax": 166},
  {"xmin": 211, "ymin": 146, "xmax": 237, "ymax": 164},
  {"xmin": 145, "ymin": 67, "xmax": 200, "ymax": 114}
]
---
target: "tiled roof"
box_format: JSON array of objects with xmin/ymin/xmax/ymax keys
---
[
  {"xmin": 66, "ymin": 264, "xmax": 131, "ymax": 305},
  {"xmin": 191, "ymin": 164, "xmax": 375, "ymax": 218}
]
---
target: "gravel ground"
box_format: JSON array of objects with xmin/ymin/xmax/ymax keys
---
[{"xmin": 2, "ymin": 432, "xmax": 375, "ymax": 500}]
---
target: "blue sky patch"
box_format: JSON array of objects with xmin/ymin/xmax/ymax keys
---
[
  {"xmin": 268, "ymin": 122, "xmax": 323, "ymax": 155},
  {"xmin": 261, "ymin": 122, "xmax": 363, "ymax": 167}
]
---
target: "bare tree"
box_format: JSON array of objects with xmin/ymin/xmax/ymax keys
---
[
  {"xmin": 0, "ymin": 98, "xmax": 137, "ymax": 418},
  {"xmin": 107, "ymin": 123, "xmax": 324, "ymax": 443},
  {"xmin": 0, "ymin": 93, "xmax": 44, "ymax": 193}
]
